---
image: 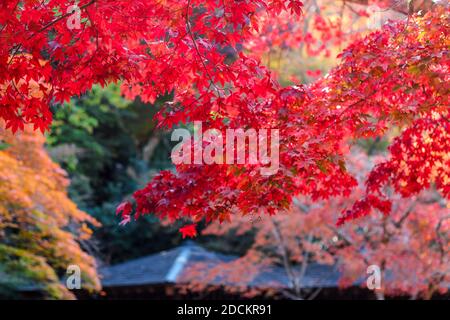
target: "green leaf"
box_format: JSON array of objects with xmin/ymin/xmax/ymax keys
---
[{"xmin": 0, "ymin": 142, "xmax": 10, "ymax": 151}]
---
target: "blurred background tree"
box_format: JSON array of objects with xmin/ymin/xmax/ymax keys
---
[
  {"xmin": 46, "ymin": 84, "xmax": 181, "ymax": 264},
  {"xmin": 183, "ymin": 151, "xmax": 449, "ymax": 300},
  {"xmin": 0, "ymin": 123, "xmax": 100, "ymax": 299}
]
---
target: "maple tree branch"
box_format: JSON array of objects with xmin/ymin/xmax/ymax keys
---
[
  {"xmin": 391, "ymin": 203, "xmax": 415, "ymax": 228},
  {"xmin": 185, "ymin": 0, "xmax": 223, "ymax": 95},
  {"xmin": 29, "ymin": 0, "xmax": 96, "ymax": 39},
  {"xmin": 325, "ymin": 224, "xmax": 372, "ymax": 266},
  {"xmin": 270, "ymin": 219, "xmax": 299, "ymax": 295},
  {"xmin": 435, "ymin": 214, "xmax": 450, "ymax": 262},
  {"xmin": 343, "ymin": 0, "xmax": 436, "ymax": 15},
  {"xmin": 7, "ymin": 0, "xmax": 96, "ymax": 63},
  {"xmin": 343, "ymin": 1, "xmax": 366, "ymax": 16},
  {"xmin": 296, "ymin": 234, "xmax": 313, "ymax": 290}
]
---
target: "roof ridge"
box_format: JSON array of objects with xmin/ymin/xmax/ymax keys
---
[{"xmin": 164, "ymin": 246, "xmax": 192, "ymax": 283}]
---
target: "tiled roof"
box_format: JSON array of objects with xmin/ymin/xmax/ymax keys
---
[
  {"xmin": 249, "ymin": 264, "xmax": 342, "ymax": 289},
  {"xmin": 100, "ymin": 246, "xmax": 182, "ymax": 287},
  {"xmin": 100, "ymin": 241, "xmax": 341, "ymax": 289}
]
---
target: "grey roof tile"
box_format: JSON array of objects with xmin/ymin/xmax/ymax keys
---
[{"xmin": 100, "ymin": 241, "xmax": 341, "ymax": 289}]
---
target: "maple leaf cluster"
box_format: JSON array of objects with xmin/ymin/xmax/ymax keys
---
[
  {"xmin": 0, "ymin": 0, "xmax": 304, "ymax": 132},
  {"xmin": 125, "ymin": 7, "xmax": 449, "ymax": 232},
  {"xmin": 1, "ymin": 1, "xmax": 449, "ymax": 234}
]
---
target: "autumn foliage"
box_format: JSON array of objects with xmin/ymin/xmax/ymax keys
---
[
  {"xmin": 124, "ymin": 4, "xmax": 449, "ymax": 232},
  {"xmin": 0, "ymin": 0, "xmax": 449, "ymax": 293},
  {"xmin": 0, "ymin": 124, "xmax": 100, "ymax": 298}
]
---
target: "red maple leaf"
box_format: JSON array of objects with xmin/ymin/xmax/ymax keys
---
[{"xmin": 179, "ymin": 224, "xmax": 197, "ymax": 239}]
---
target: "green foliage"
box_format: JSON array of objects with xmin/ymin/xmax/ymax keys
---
[
  {"xmin": 47, "ymin": 84, "xmax": 179, "ymax": 263},
  {"xmin": 0, "ymin": 141, "xmax": 9, "ymax": 151},
  {"xmin": 0, "ymin": 244, "xmax": 73, "ymax": 299},
  {"xmin": 357, "ymin": 136, "xmax": 390, "ymax": 155}
]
